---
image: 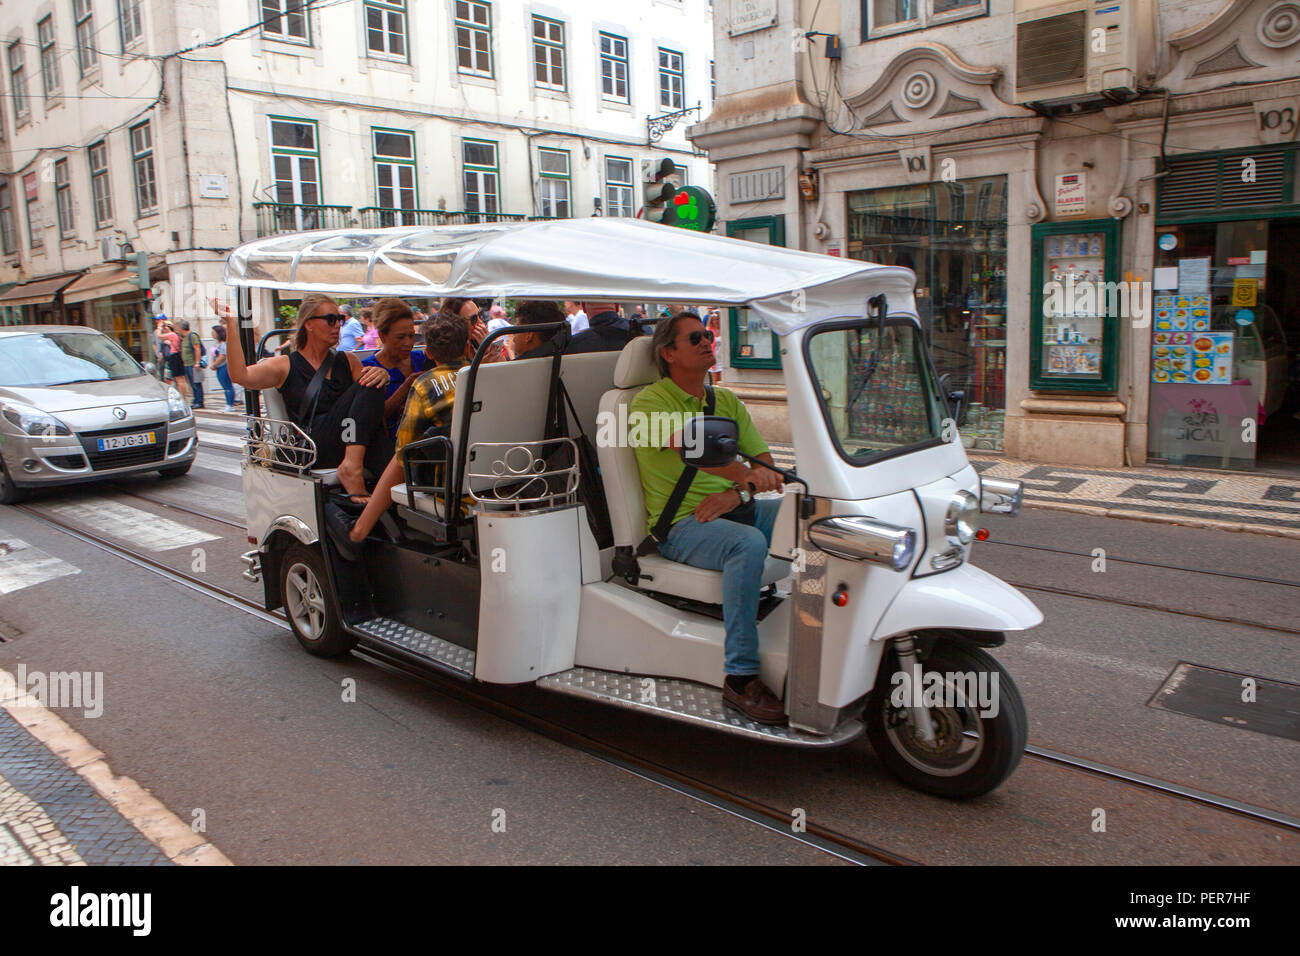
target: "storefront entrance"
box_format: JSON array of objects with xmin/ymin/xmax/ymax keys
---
[
  {"xmin": 1150, "ymin": 144, "xmax": 1300, "ymax": 474},
  {"xmin": 847, "ymin": 175, "xmax": 1008, "ymax": 451},
  {"xmin": 1148, "ymin": 217, "xmax": 1300, "ymax": 473}
]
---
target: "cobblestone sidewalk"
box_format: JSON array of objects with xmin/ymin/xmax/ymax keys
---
[
  {"xmin": 0, "ymin": 672, "xmax": 230, "ymax": 866},
  {"xmin": 767, "ymin": 443, "xmax": 1300, "ymax": 538}
]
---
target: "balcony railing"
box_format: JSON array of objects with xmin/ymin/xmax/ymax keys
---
[
  {"xmin": 253, "ymin": 203, "xmax": 562, "ymax": 236},
  {"xmin": 253, "ymin": 202, "xmax": 354, "ymax": 237},
  {"xmin": 357, "ymin": 207, "xmax": 544, "ymax": 228}
]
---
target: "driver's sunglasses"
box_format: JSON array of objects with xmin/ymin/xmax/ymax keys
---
[
  {"xmin": 312, "ymin": 313, "xmax": 345, "ymax": 325},
  {"xmin": 685, "ymin": 329, "xmax": 715, "ymax": 346}
]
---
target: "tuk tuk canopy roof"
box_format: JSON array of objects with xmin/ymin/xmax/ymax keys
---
[{"xmin": 223, "ymin": 218, "xmax": 916, "ymax": 335}]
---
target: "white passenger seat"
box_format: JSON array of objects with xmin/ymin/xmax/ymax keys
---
[
  {"xmin": 596, "ymin": 337, "xmax": 789, "ymax": 605},
  {"xmin": 257, "ymin": 386, "xmax": 340, "ymax": 486}
]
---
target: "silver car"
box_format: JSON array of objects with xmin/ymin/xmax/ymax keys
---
[{"xmin": 0, "ymin": 325, "xmax": 197, "ymax": 504}]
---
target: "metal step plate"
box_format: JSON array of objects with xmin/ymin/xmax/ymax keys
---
[
  {"xmin": 353, "ymin": 617, "xmax": 476, "ymax": 679},
  {"xmin": 537, "ymin": 667, "xmax": 863, "ymax": 748}
]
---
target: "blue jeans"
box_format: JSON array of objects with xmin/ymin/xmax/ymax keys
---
[
  {"xmin": 658, "ymin": 497, "xmax": 781, "ymax": 676},
  {"xmin": 183, "ymin": 365, "xmax": 204, "ymax": 407},
  {"xmin": 215, "ymin": 364, "xmax": 236, "ymax": 406}
]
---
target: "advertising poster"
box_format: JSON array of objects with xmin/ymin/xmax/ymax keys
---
[{"xmin": 1190, "ymin": 332, "xmax": 1233, "ymax": 384}]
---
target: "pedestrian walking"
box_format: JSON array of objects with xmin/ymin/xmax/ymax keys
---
[
  {"xmin": 211, "ymin": 324, "xmax": 240, "ymax": 412},
  {"xmin": 160, "ymin": 321, "xmax": 187, "ymax": 400},
  {"xmin": 177, "ymin": 318, "xmax": 206, "ymax": 408}
]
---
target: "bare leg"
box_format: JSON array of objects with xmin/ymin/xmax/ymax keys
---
[
  {"xmin": 349, "ymin": 456, "xmax": 404, "ymax": 541},
  {"xmin": 335, "ymin": 445, "xmax": 369, "ymax": 503}
]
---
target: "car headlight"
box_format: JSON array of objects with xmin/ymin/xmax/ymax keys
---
[
  {"xmin": 808, "ymin": 516, "xmax": 917, "ymax": 572},
  {"xmin": 167, "ymin": 387, "xmax": 191, "ymax": 422},
  {"xmin": 979, "ymin": 476, "xmax": 1023, "ymax": 515},
  {"xmin": 0, "ymin": 402, "xmax": 72, "ymax": 437},
  {"xmin": 944, "ymin": 490, "xmax": 979, "ymax": 546}
]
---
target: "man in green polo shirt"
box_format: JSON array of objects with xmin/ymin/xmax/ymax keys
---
[{"xmin": 630, "ymin": 311, "xmax": 787, "ymax": 725}]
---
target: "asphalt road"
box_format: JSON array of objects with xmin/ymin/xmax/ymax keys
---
[{"xmin": 0, "ymin": 417, "xmax": 1296, "ymax": 865}]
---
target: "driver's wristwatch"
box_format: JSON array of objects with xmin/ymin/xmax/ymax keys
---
[{"xmin": 735, "ymin": 485, "xmax": 752, "ymax": 505}]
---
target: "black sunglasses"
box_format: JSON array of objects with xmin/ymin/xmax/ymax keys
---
[
  {"xmin": 311, "ymin": 313, "xmax": 345, "ymax": 325},
  {"xmin": 684, "ymin": 329, "xmax": 715, "ymax": 346}
]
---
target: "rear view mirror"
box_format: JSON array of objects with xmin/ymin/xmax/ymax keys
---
[
  {"xmin": 937, "ymin": 373, "xmax": 967, "ymax": 427},
  {"xmin": 680, "ymin": 415, "xmax": 739, "ymax": 468}
]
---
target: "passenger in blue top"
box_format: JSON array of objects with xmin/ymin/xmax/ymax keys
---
[
  {"xmin": 337, "ymin": 304, "xmax": 365, "ymax": 350},
  {"xmin": 360, "ymin": 297, "xmax": 428, "ymax": 438}
]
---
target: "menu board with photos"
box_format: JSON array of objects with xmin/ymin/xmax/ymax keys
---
[
  {"xmin": 1151, "ymin": 294, "xmax": 1229, "ymax": 385},
  {"xmin": 1153, "ymin": 294, "xmax": 1211, "ymax": 333}
]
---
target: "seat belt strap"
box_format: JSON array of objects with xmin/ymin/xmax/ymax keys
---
[{"xmin": 636, "ymin": 385, "xmax": 715, "ymax": 556}]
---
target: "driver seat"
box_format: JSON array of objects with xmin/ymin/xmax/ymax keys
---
[{"xmin": 596, "ymin": 337, "xmax": 789, "ymax": 605}]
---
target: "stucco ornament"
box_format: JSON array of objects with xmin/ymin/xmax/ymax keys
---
[
  {"xmin": 901, "ymin": 71, "xmax": 937, "ymax": 110},
  {"xmin": 1259, "ymin": 1, "xmax": 1300, "ymax": 47}
]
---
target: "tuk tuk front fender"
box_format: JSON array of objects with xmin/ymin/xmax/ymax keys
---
[{"xmin": 870, "ymin": 563, "xmax": 1043, "ymax": 642}]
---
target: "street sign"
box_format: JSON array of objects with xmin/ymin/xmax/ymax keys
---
[{"xmin": 664, "ymin": 185, "xmax": 716, "ymax": 232}]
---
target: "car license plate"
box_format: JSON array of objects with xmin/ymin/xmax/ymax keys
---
[{"xmin": 97, "ymin": 431, "xmax": 157, "ymax": 452}]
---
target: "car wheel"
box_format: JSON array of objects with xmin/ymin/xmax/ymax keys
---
[
  {"xmin": 0, "ymin": 458, "xmax": 29, "ymax": 505},
  {"xmin": 157, "ymin": 459, "xmax": 193, "ymax": 479}
]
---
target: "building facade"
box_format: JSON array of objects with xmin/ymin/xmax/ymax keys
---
[
  {"xmin": 691, "ymin": 0, "xmax": 1300, "ymax": 474},
  {"xmin": 0, "ymin": 0, "xmax": 716, "ymax": 350}
]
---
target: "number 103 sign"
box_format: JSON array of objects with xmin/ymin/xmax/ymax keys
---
[{"xmin": 1256, "ymin": 96, "xmax": 1299, "ymax": 145}]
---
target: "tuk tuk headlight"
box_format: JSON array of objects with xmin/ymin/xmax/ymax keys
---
[
  {"xmin": 945, "ymin": 490, "xmax": 979, "ymax": 546},
  {"xmin": 0, "ymin": 402, "xmax": 72, "ymax": 437},
  {"xmin": 979, "ymin": 476, "xmax": 1023, "ymax": 515},
  {"xmin": 808, "ymin": 516, "xmax": 916, "ymax": 572},
  {"xmin": 167, "ymin": 387, "xmax": 191, "ymax": 422}
]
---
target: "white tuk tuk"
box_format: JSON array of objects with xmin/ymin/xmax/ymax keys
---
[{"xmin": 228, "ymin": 219, "xmax": 1042, "ymax": 798}]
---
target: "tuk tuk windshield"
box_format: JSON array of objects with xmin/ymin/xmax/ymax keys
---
[{"xmin": 805, "ymin": 318, "xmax": 946, "ymax": 463}]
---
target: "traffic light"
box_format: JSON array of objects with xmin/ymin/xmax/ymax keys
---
[
  {"xmin": 641, "ymin": 158, "xmax": 677, "ymax": 223},
  {"xmin": 127, "ymin": 251, "xmax": 150, "ymax": 291}
]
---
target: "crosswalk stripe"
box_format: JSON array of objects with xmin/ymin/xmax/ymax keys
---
[
  {"xmin": 46, "ymin": 500, "xmax": 219, "ymax": 552},
  {"xmin": 196, "ymin": 431, "xmax": 243, "ymax": 449},
  {"xmin": 0, "ymin": 538, "xmax": 80, "ymax": 595},
  {"xmin": 193, "ymin": 452, "xmax": 243, "ymax": 477}
]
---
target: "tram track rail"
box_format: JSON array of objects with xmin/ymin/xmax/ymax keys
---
[{"xmin": 12, "ymin": 498, "xmax": 1300, "ymax": 852}]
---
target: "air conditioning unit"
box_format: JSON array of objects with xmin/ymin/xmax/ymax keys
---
[
  {"xmin": 100, "ymin": 236, "xmax": 126, "ymax": 262},
  {"xmin": 1014, "ymin": 0, "xmax": 1153, "ymax": 106}
]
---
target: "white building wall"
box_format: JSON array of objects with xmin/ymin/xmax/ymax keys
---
[{"xmin": 1, "ymin": 0, "xmax": 718, "ymax": 332}]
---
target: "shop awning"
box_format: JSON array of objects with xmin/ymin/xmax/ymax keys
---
[
  {"xmin": 0, "ymin": 272, "xmax": 84, "ymax": 307},
  {"xmin": 61, "ymin": 266, "xmax": 144, "ymax": 304}
]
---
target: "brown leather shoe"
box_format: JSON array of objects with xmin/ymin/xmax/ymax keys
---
[{"xmin": 723, "ymin": 677, "xmax": 787, "ymax": 725}]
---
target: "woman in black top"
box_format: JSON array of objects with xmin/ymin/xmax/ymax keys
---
[{"xmin": 214, "ymin": 294, "xmax": 393, "ymax": 502}]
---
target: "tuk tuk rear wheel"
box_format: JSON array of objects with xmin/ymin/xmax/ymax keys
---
[
  {"xmin": 865, "ymin": 638, "xmax": 1027, "ymax": 799},
  {"xmin": 279, "ymin": 542, "xmax": 355, "ymax": 658}
]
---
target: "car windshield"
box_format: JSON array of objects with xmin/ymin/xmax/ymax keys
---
[
  {"xmin": 0, "ymin": 332, "xmax": 143, "ymax": 387},
  {"xmin": 805, "ymin": 317, "xmax": 946, "ymax": 463}
]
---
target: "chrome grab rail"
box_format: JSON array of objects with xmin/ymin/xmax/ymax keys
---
[
  {"xmin": 465, "ymin": 438, "xmax": 579, "ymax": 512},
  {"xmin": 242, "ymin": 416, "xmax": 319, "ymax": 474}
]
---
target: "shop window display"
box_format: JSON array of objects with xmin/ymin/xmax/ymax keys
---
[{"xmin": 847, "ymin": 176, "xmax": 1007, "ymax": 451}]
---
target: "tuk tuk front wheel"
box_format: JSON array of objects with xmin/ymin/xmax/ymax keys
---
[
  {"xmin": 865, "ymin": 638, "xmax": 1027, "ymax": 799},
  {"xmin": 279, "ymin": 542, "xmax": 355, "ymax": 658}
]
